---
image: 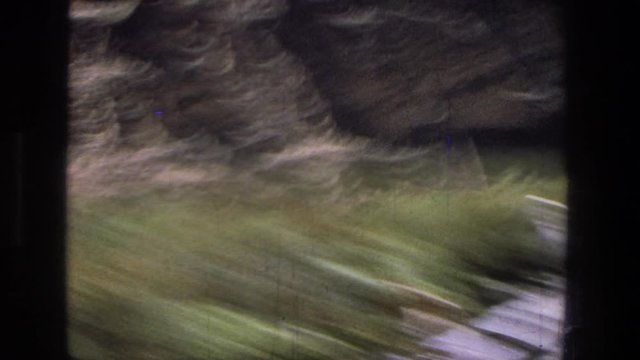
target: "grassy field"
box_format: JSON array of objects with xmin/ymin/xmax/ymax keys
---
[{"xmin": 68, "ymin": 148, "xmax": 565, "ymax": 359}]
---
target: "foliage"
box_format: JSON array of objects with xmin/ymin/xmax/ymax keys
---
[{"xmin": 68, "ymin": 150, "xmax": 565, "ymax": 359}]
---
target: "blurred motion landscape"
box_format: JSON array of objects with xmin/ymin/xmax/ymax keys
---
[{"xmin": 68, "ymin": 1, "xmax": 567, "ymax": 359}]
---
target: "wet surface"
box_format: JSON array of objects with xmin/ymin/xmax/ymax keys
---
[{"xmin": 421, "ymin": 195, "xmax": 567, "ymax": 359}]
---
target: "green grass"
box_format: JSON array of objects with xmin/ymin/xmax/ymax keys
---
[{"xmin": 68, "ymin": 149, "xmax": 566, "ymax": 359}]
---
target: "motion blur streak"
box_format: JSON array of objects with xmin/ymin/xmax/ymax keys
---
[{"xmin": 68, "ymin": 1, "xmax": 566, "ymax": 359}]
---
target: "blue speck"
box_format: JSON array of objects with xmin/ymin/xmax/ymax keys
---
[{"xmin": 154, "ymin": 111, "xmax": 164, "ymax": 116}]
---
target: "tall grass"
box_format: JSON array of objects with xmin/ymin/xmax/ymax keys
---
[{"xmin": 68, "ymin": 150, "xmax": 565, "ymax": 359}]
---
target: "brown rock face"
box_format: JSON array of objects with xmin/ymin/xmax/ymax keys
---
[
  {"xmin": 68, "ymin": 0, "xmax": 564, "ymax": 194},
  {"xmin": 279, "ymin": 0, "xmax": 564, "ymax": 142}
]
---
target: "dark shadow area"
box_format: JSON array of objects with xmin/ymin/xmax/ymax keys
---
[
  {"xmin": 2, "ymin": 1, "xmax": 69, "ymax": 359},
  {"xmin": 563, "ymin": 0, "xmax": 635, "ymax": 359}
]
